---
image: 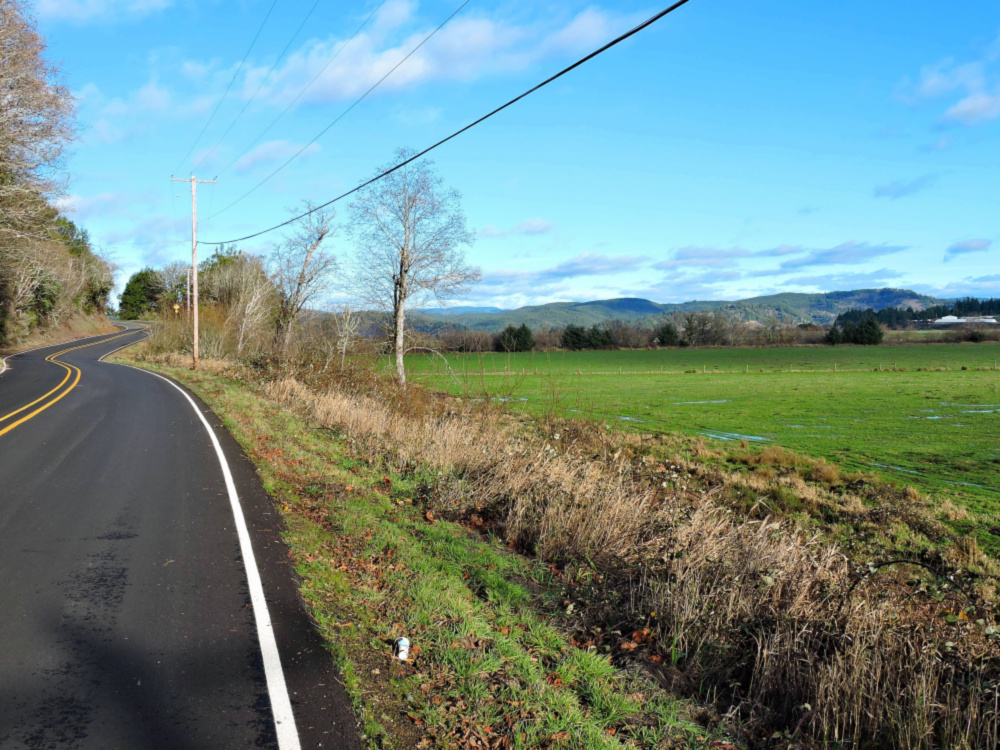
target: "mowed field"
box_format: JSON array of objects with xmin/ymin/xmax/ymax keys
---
[{"xmin": 400, "ymin": 343, "xmax": 1000, "ymax": 515}]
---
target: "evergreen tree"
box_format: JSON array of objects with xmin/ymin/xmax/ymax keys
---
[
  {"xmin": 587, "ymin": 325, "xmax": 612, "ymax": 349},
  {"xmin": 496, "ymin": 323, "xmax": 535, "ymax": 352},
  {"xmin": 853, "ymin": 313, "xmax": 884, "ymax": 345},
  {"xmin": 118, "ymin": 268, "xmax": 165, "ymax": 320},
  {"xmin": 655, "ymin": 321, "xmax": 680, "ymax": 346},
  {"xmin": 515, "ymin": 323, "xmax": 535, "ymax": 352},
  {"xmin": 561, "ymin": 324, "xmax": 589, "ymax": 350}
]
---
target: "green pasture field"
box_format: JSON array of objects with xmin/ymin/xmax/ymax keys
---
[{"xmin": 398, "ymin": 344, "xmax": 1000, "ymax": 515}]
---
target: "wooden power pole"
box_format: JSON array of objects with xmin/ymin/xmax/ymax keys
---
[{"xmin": 171, "ymin": 174, "xmax": 216, "ymax": 369}]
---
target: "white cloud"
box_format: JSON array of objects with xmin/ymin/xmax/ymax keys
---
[
  {"xmin": 944, "ymin": 238, "xmax": 993, "ymax": 261},
  {"xmin": 136, "ymin": 79, "xmax": 171, "ymax": 111},
  {"xmin": 911, "ymin": 275, "xmax": 1000, "ymax": 298},
  {"xmin": 654, "ymin": 247, "xmax": 752, "ymax": 270},
  {"xmin": 479, "ymin": 218, "xmax": 555, "ymax": 238},
  {"xmin": 780, "ymin": 269, "xmax": 902, "ymax": 289},
  {"xmin": 915, "ymin": 60, "xmax": 984, "ymax": 98},
  {"xmin": 85, "ymin": 118, "xmax": 132, "ymax": 144},
  {"xmin": 777, "ymin": 241, "xmax": 907, "ymax": 270},
  {"xmin": 36, "ymin": 0, "xmax": 171, "ymax": 22},
  {"xmin": 903, "ymin": 35, "xmax": 1000, "ymax": 126},
  {"xmin": 55, "ymin": 192, "xmax": 126, "ymax": 219},
  {"xmin": 873, "ymin": 174, "xmax": 936, "ymax": 200},
  {"xmin": 233, "ymin": 140, "xmax": 321, "ymax": 172},
  {"xmin": 945, "ymin": 90, "xmax": 1000, "ymax": 125},
  {"xmin": 246, "ymin": 6, "xmax": 640, "ymax": 107}
]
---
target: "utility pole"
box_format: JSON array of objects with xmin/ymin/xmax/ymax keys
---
[
  {"xmin": 185, "ymin": 267, "xmax": 191, "ymax": 315},
  {"xmin": 171, "ymin": 174, "xmax": 216, "ymax": 369}
]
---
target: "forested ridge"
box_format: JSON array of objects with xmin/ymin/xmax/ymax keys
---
[{"xmin": 0, "ymin": 0, "xmax": 112, "ymax": 347}]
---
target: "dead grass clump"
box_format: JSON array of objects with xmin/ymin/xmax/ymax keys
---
[
  {"xmin": 808, "ymin": 459, "xmax": 841, "ymax": 485},
  {"xmin": 936, "ymin": 497, "xmax": 972, "ymax": 521},
  {"xmin": 644, "ymin": 499, "xmax": 1000, "ymax": 748},
  {"xmin": 263, "ymin": 377, "xmax": 650, "ymax": 562},
  {"xmin": 752, "ymin": 444, "xmax": 806, "ymax": 467}
]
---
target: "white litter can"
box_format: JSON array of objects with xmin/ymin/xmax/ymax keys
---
[{"xmin": 393, "ymin": 637, "xmax": 410, "ymax": 661}]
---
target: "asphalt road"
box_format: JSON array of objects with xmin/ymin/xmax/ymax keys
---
[{"xmin": 0, "ymin": 325, "xmax": 360, "ymax": 750}]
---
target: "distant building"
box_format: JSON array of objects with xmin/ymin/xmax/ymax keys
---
[{"xmin": 932, "ymin": 315, "xmax": 999, "ymax": 326}]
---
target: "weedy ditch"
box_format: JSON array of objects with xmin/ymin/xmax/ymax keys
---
[{"xmin": 121, "ymin": 348, "xmax": 1000, "ymax": 749}]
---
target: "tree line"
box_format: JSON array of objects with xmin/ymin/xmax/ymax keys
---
[
  {"xmin": 433, "ymin": 312, "xmax": 829, "ymax": 353},
  {"xmin": 0, "ymin": 0, "xmax": 113, "ymax": 346},
  {"xmin": 833, "ymin": 298, "xmax": 1000, "ymax": 330}
]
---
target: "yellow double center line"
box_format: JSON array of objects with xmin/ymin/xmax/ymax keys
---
[{"xmin": 0, "ymin": 327, "xmax": 146, "ymax": 439}]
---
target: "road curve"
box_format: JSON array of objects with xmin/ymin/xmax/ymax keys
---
[{"xmin": 0, "ymin": 324, "xmax": 360, "ymax": 750}]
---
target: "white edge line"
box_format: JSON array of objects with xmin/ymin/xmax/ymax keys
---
[
  {"xmin": 108, "ymin": 362, "xmax": 302, "ymax": 750},
  {"xmin": 1, "ymin": 323, "xmax": 129, "ymax": 377}
]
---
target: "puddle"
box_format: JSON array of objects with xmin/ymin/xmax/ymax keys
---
[
  {"xmin": 942, "ymin": 402, "xmax": 1000, "ymax": 408},
  {"xmin": 673, "ymin": 400, "xmax": 730, "ymax": 405},
  {"xmin": 945, "ymin": 480, "xmax": 990, "ymax": 490},
  {"xmin": 617, "ymin": 416, "xmax": 645, "ymax": 423},
  {"xmin": 870, "ymin": 462, "xmax": 921, "ymax": 476},
  {"xmin": 700, "ymin": 431, "xmax": 769, "ymax": 443},
  {"xmin": 963, "ymin": 409, "xmax": 999, "ymax": 414}
]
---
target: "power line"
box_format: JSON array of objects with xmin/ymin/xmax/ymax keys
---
[
  {"xmin": 171, "ymin": 0, "xmax": 280, "ymax": 174},
  {"xmin": 204, "ymin": 0, "xmax": 469, "ymax": 216},
  {"xmin": 200, "ymin": 0, "xmax": 693, "ymax": 247},
  {"xmin": 192, "ymin": 0, "xmax": 324, "ymax": 172},
  {"xmin": 213, "ymin": 0, "xmax": 391, "ymax": 179}
]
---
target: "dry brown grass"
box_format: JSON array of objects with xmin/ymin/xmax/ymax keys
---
[
  {"xmin": 642, "ymin": 500, "xmax": 1000, "ymax": 747},
  {"xmin": 263, "ymin": 377, "xmax": 651, "ymax": 560}
]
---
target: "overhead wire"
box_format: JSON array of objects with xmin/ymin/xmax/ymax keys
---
[
  {"xmin": 171, "ymin": 0, "xmax": 280, "ymax": 174},
  {"xmin": 200, "ymin": 0, "xmax": 693, "ymax": 246},
  {"xmin": 192, "ymin": 0, "xmax": 324, "ymax": 172},
  {"xmin": 204, "ymin": 0, "xmax": 473, "ymax": 223},
  {"xmin": 214, "ymin": 0, "xmax": 391, "ymax": 179}
]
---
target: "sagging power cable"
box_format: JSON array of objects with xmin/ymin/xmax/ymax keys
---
[
  {"xmin": 211, "ymin": 0, "xmax": 392, "ymax": 179},
  {"xmin": 171, "ymin": 0, "xmax": 280, "ymax": 174},
  {"xmin": 192, "ymin": 0, "xmax": 325, "ymax": 173},
  {"xmin": 203, "ymin": 0, "xmax": 473, "ymax": 223},
  {"xmin": 200, "ymin": 0, "xmax": 692, "ymax": 246}
]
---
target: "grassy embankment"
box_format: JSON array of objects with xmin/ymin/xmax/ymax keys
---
[
  {"xmin": 119, "ymin": 336, "xmax": 1000, "ymax": 749},
  {"xmin": 401, "ymin": 344, "xmax": 1000, "ymax": 546},
  {"xmin": 116, "ymin": 351, "xmax": 721, "ymax": 750}
]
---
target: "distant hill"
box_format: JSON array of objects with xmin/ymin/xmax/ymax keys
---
[{"xmin": 419, "ymin": 289, "xmax": 945, "ymax": 332}]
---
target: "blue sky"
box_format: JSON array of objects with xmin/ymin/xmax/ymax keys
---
[{"xmin": 38, "ymin": 0, "xmax": 1000, "ymax": 308}]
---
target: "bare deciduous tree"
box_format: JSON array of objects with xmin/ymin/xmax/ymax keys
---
[
  {"xmin": 349, "ymin": 149, "xmax": 480, "ymax": 386},
  {"xmin": 269, "ymin": 202, "xmax": 338, "ymax": 355},
  {"xmin": 329, "ymin": 304, "xmax": 360, "ymax": 369},
  {"xmin": 216, "ymin": 254, "xmax": 274, "ymax": 356},
  {"xmin": 0, "ymin": 0, "xmax": 74, "ymax": 247}
]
